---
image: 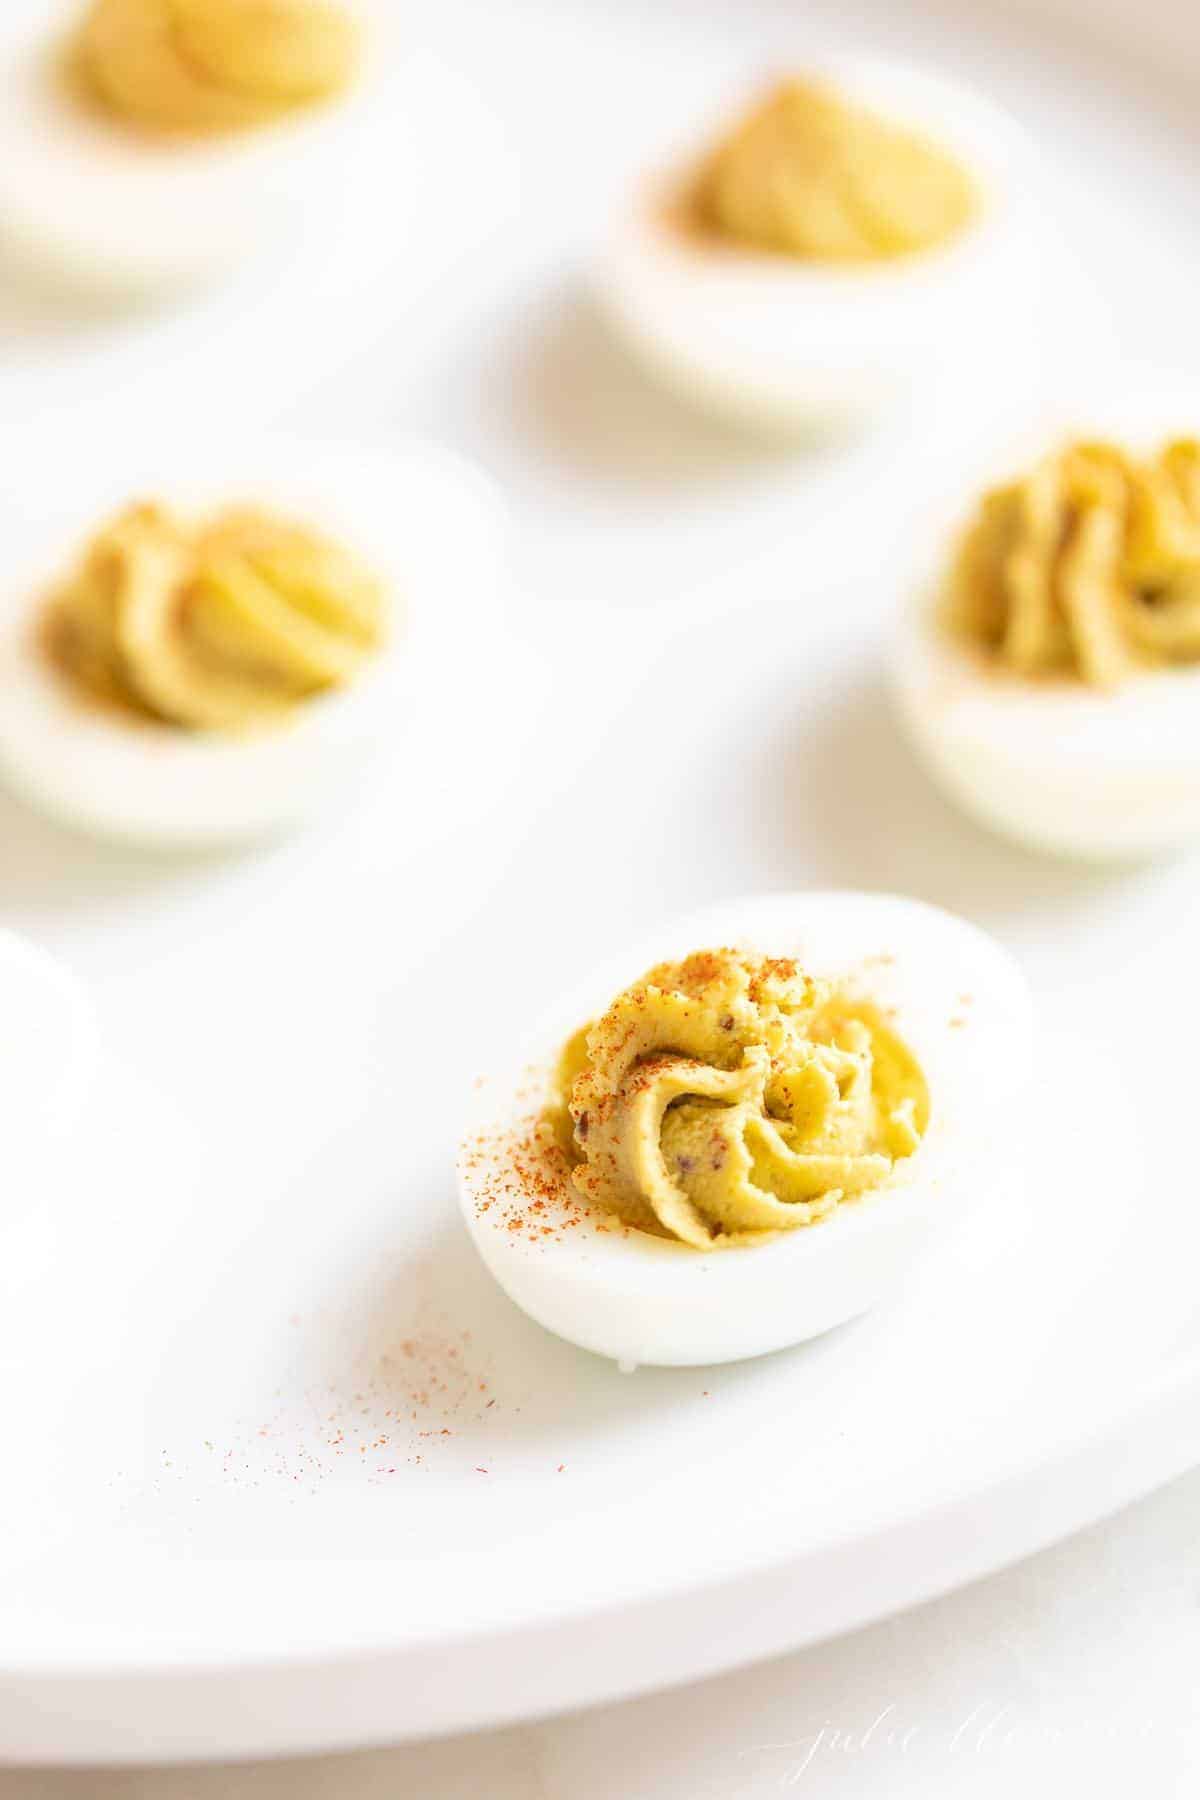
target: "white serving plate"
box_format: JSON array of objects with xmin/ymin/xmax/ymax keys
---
[{"xmin": 2, "ymin": 0, "xmax": 1200, "ymax": 1767}]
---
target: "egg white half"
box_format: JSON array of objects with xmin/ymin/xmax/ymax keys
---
[
  {"xmin": 0, "ymin": 928, "xmax": 96, "ymax": 1205},
  {"xmin": 595, "ymin": 57, "xmax": 1036, "ymax": 434},
  {"xmin": 0, "ymin": 1, "xmax": 398, "ymax": 294},
  {"xmin": 457, "ymin": 891, "xmax": 1033, "ymax": 1369},
  {"xmin": 0, "ymin": 431, "xmax": 505, "ymax": 849},
  {"xmin": 893, "ymin": 386, "xmax": 1200, "ymax": 860}
]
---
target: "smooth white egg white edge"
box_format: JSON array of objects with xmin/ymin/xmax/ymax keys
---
[
  {"xmin": 593, "ymin": 56, "xmax": 1040, "ymax": 430},
  {"xmin": 0, "ymin": 0, "xmax": 404, "ymax": 292},
  {"xmin": 0, "ymin": 432, "xmax": 508, "ymax": 849},
  {"xmin": 458, "ymin": 891, "xmax": 1034, "ymax": 1368},
  {"xmin": 891, "ymin": 375, "xmax": 1200, "ymax": 859},
  {"xmin": 894, "ymin": 620, "xmax": 1200, "ymax": 859}
]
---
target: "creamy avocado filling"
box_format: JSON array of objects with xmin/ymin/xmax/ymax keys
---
[
  {"xmin": 546, "ymin": 948, "xmax": 928, "ymax": 1249},
  {"xmin": 694, "ymin": 78, "xmax": 977, "ymax": 261},
  {"xmin": 950, "ymin": 438, "xmax": 1200, "ymax": 688},
  {"xmin": 43, "ymin": 500, "xmax": 385, "ymax": 731},
  {"xmin": 75, "ymin": 0, "xmax": 359, "ymax": 134}
]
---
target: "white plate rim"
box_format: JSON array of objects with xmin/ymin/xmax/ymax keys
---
[{"xmin": 2, "ymin": 1340, "xmax": 1197, "ymax": 1763}]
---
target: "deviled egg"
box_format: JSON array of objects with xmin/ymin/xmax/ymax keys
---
[
  {"xmin": 595, "ymin": 59, "xmax": 1032, "ymax": 433},
  {"xmin": 1, "ymin": 928, "xmax": 96, "ymax": 1199},
  {"xmin": 0, "ymin": 433, "xmax": 501, "ymax": 848},
  {"xmin": 0, "ymin": 1, "xmax": 392, "ymax": 293},
  {"xmin": 895, "ymin": 420, "xmax": 1200, "ymax": 858},
  {"xmin": 458, "ymin": 892, "xmax": 1032, "ymax": 1368}
]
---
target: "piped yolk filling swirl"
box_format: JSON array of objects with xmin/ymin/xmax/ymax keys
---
[
  {"xmin": 43, "ymin": 499, "xmax": 385, "ymax": 733},
  {"xmin": 75, "ymin": 0, "xmax": 359, "ymax": 135},
  {"xmin": 950, "ymin": 437, "xmax": 1200, "ymax": 689},
  {"xmin": 546, "ymin": 948, "xmax": 928, "ymax": 1249},
  {"xmin": 695, "ymin": 78, "xmax": 977, "ymax": 262}
]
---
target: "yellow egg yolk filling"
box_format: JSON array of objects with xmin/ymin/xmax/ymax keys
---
[
  {"xmin": 43, "ymin": 500, "xmax": 385, "ymax": 732},
  {"xmin": 546, "ymin": 948, "xmax": 928, "ymax": 1249},
  {"xmin": 950, "ymin": 438, "xmax": 1200, "ymax": 689},
  {"xmin": 75, "ymin": 0, "xmax": 359, "ymax": 135},
  {"xmin": 695, "ymin": 78, "xmax": 977, "ymax": 262}
]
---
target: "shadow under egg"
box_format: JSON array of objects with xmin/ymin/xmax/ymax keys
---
[
  {"xmin": 748, "ymin": 661, "xmax": 1151, "ymax": 929},
  {"xmin": 477, "ymin": 279, "xmax": 843, "ymax": 500},
  {"xmin": 0, "ymin": 776, "xmax": 279, "ymax": 921}
]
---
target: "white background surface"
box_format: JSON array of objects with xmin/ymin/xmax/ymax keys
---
[
  {"xmin": 5, "ymin": 1471, "xmax": 1200, "ymax": 1796},
  {"xmin": 4, "ymin": 0, "xmax": 1200, "ymax": 1788}
]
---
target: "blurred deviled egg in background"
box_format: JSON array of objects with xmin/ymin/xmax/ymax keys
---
[
  {"xmin": 0, "ymin": 432, "xmax": 503, "ymax": 848},
  {"xmin": 895, "ymin": 407, "xmax": 1200, "ymax": 859},
  {"xmin": 596, "ymin": 58, "xmax": 1035, "ymax": 434},
  {"xmin": 0, "ymin": 0, "xmax": 394, "ymax": 294}
]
